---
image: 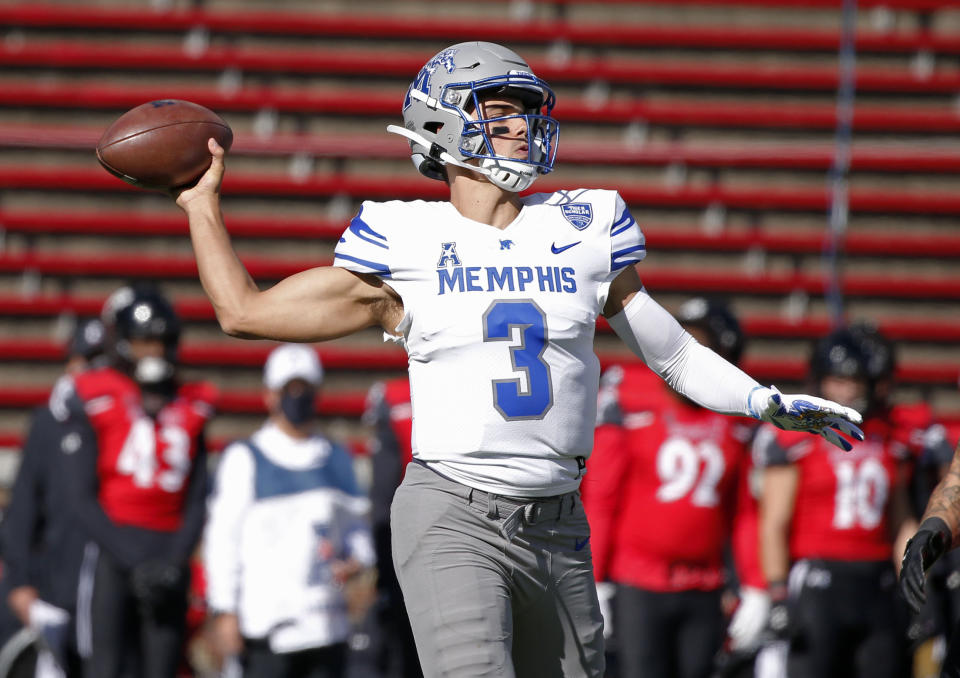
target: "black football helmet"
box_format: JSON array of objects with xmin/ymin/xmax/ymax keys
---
[
  {"xmin": 809, "ymin": 327, "xmax": 874, "ymax": 414},
  {"xmin": 848, "ymin": 321, "xmax": 896, "ymax": 413},
  {"xmin": 68, "ymin": 317, "xmax": 106, "ymax": 362},
  {"xmin": 109, "ymin": 284, "xmax": 181, "ymax": 391},
  {"xmin": 848, "ymin": 321, "xmax": 896, "ymax": 383},
  {"xmin": 676, "ymin": 297, "xmax": 745, "ymax": 365}
]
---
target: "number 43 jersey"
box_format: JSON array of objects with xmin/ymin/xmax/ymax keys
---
[
  {"xmin": 334, "ymin": 189, "xmax": 645, "ymax": 497},
  {"xmin": 66, "ymin": 368, "xmax": 214, "ymax": 531}
]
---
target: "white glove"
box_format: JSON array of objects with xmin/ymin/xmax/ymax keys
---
[
  {"xmin": 728, "ymin": 587, "xmax": 771, "ymax": 650},
  {"xmin": 595, "ymin": 582, "xmax": 616, "ymax": 640},
  {"xmin": 28, "ymin": 599, "xmax": 69, "ymax": 630},
  {"xmin": 749, "ymin": 386, "xmax": 864, "ymax": 451}
]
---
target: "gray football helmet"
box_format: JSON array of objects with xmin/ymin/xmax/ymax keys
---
[{"xmin": 388, "ymin": 42, "xmax": 559, "ymax": 192}]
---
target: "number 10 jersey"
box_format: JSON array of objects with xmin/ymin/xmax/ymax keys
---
[{"xmin": 334, "ymin": 189, "xmax": 645, "ymax": 497}]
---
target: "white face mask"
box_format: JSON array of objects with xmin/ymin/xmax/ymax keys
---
[{"xmin": 134, "ymin": 355, "xmax": 174, "ymax": 385}]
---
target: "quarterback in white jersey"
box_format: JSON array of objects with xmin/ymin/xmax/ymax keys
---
[
  {"xmin": 176, "ymin": 41, "xmax": 864, "ymax": 678},
  {"xmin": 335, "ymin": 191, "xmax": 643, "ymax": 496}
]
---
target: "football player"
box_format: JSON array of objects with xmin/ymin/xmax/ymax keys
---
[
  {"xmin": 362, "ymin": 379, "xmax": 421, "ymax": 678},
  {"xmin": 582, "ymin": 298, "xmax": 762, "ymax": 678},
  {"xmin": 53, "ymin": 285, "xmax": 215, "ymax": 678},
  {"xmin": 175, "ymin": 42, "xmax": 862, "ymax": 677},
  {"xmin": 756, "ymin": 328, "xmax": 914, "ymax": 678}
]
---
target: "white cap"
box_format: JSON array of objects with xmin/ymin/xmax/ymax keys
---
[{"xmin": 263, "ymin": 343, "xmax": 324, "ymax": 390}]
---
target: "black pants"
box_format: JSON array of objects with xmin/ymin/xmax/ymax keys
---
[
  {"xmin": 242, "ymin": 639, "xmax": 347, "ymax": 678},
  {"xmin": 787, "ymin": 559, "xmax": 907, "ymax": 678},
  {"xmin": 81, "ymin": 550, "xmax": 187, "ymax": 678},
  {"xmin": 614, "ymin": 585, "xmax": 724, "ymax": 678}
]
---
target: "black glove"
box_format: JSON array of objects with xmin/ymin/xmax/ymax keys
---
[
  {"xmin": 130, "ymin": 560, "xmax": 183, "ymax": 611},
  {"xmin": 766, "ymin": 581, "xmax": 791, "ymax": 641},
  {"xmin": 900, "ymin": 517, "xmax": 952, "ymax": 615}
]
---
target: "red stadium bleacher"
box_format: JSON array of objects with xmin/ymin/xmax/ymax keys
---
[
  {"xmin": 0, "ymin": 431, "xmax": 369, "ymax": 455},
  {"xmin": 1, "ymin": 251, "xmax": 959, "ymax": 301},
  {"xmin": 6, "ymin": 123, "xmax": 960, "ymax": 175},
  {"xmin": 6, "ymin": 41, "xmax": 960, "ymax": 94},
  {"xmin": 0, "ymin": 385, "xmax": 368, "ymax": 417},
  {"xmin": 2, "ymin": 4, "xmax": 958, "ymax": 55},
  {"xmin": 0, "ymin": 338, "xmax": 408, "ymax": 371},
  {"xmin": 0, "ymin": 337, "xmax": 955, "ymax": 388},
  {"xmin": 2, "ymin": 81, "xmax": 959, "ymax": 134},
  {"xmin": 6, "ymin": 166, "xmax": 960, "ymax": 216},
  {"xmin": 2, "ymin": 0, "xmax": 958, "ymax": 462},
  {"xmin": 3, "ymin": 292, "xmax": 960, "ymax": 344},
  {"xmin": 4, "ymin": 208, "xmax": 960, "ymax": 260}
]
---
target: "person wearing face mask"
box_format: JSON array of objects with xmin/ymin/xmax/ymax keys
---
[
  {"xmin": 52, "ymin": 284, "xmax": 215, "ymax": 678},
  {"xmin": 203, "ymin": 343, "xmax": 375, "ymax": 678}
]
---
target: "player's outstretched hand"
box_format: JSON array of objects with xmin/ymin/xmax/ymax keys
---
[
  {"xmin": 749, "ymin": 386, "xmax": 864, "ymax": 451},
  {"xmin": 900, "ymin": 517, "xmax": 952, "ymax": 615},
  {"xmin": 174, "ymin": 137, "xmax": 225, "ymax": 210}
]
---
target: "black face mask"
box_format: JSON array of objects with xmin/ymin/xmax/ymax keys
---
[{"xmin": 280, "ymin": 388, "xmax": 316, "ymax": 426}]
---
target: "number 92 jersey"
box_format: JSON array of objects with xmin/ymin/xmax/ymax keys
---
[{"xmin": 334, "ymin": 189, "xmax": 645, "ymax": 497}]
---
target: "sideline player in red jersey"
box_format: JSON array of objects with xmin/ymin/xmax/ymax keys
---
[
  {"xmin": 363, "ymin": 379, "xmax": 421, "ymax": 678},
  {"xmin": 757, "ymin": 327, "xmax": 915, "ymax": 678},
  {"xmin": 582, "ymin": 298, "xmax": 761, "ymax": 678},
  {"xmin": 52, "ymin": 285, "xmax": 215, "ymax": 678}
]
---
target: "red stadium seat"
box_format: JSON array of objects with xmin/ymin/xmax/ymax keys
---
[
  {"xmin": 0, "ymin": 431, "xmax": 369, "ymax": 455},
  {"xmin": 0, "ymin": 385, "xmax": 368, "ymax": 417},
  {"xmin": 5, "ymin": 123, "xmax": 960, "ymax": 174},
  {"xmin": 5, "ymin": 166, "xmax": 960, "ymax": 216},
  {"xmin": 1, "ymin": 4, "xmax": 957, "ymax": 55},
  {"xmin": 3, "ymin": 208, "xmax": 960, "ymax": 260},
  {"xmin": 0, "ymin": 337, "xmax": 954, "ymax": 387},
  {"xmin": 2, "ymin": 81, "xmax": 958, "ymax": 133},
  {"xmin": 3, "ymin": 292, "xmax": 959, "ymax": 344},
  {"xmin": 1, "ymin": 251, "xmax": 958, "ymax": 301},
  {"xmin": 5, "ymin": 40, "xmax": 960, "ymax": 94}
]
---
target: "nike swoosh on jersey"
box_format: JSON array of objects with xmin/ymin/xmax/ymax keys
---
[
  {"xmin": 551, "ymin": 241, "xmax": 582, "ymax": 254},
  {"xmin": 574, "ymin": 536, "xmax": 590, "ymax": 551}
]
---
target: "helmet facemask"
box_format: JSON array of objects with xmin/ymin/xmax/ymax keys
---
[{"xmin": 455, "ymin": 76, "xmax": 559, "ymax": 191}]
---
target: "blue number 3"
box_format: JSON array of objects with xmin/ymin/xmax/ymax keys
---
[{"xmin": 482, "ymin": 299, "xmax": 554, "ymax": 420}]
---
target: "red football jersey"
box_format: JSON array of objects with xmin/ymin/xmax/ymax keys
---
[
  {"xmin": 383, "ymin": 379, "xmax": 413, "ymax": 470},
  {"xmin": 72, "ymin": 368, "xmax": 215, "ymax": 531},
  {"xmin": 583, "ymin": 364, "xmax": 752, "ymax": 592},
  {"xmin": 758, "ymin": 418, "xmax": 906, "ymax": 562}
]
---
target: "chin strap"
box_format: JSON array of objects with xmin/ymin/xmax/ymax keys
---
[{"xmin": 386, "ymin": 125, "xmax": 493, "ymax": 177}]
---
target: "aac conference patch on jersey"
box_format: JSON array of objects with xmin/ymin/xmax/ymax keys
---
[{"xmin": 561, "ymin": 203, "xmax": 593, "ymax": 230}]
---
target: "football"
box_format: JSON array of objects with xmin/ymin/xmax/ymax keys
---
[{"xmin": 96, "ymin": 99, "xmax": 233, "ymax": 191}]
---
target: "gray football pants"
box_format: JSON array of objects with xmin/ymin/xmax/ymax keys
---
[{"xmin": 390, "ymin": 461, "xmax": 605, "ymax": 678}]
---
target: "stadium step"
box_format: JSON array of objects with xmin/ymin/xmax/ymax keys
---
[
  {"xmin": 2, "ymin": 4, "xmax": 958, "ymax": 54},
  {"xmin": 3, "ymin": 81, "xmax": 959, "ymax": 133},
  {"xmin": 5, "ymin": 166, "xmax": 960, "ymax": 217},
  {"xmin": 6, "ymin": 40, "xmax": 960, "ymax": 94},
  {"xmin": 6, "ymin": 124, "xmax": 960, "ymax": 175}
]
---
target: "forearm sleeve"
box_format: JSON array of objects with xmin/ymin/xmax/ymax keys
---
[{"xmin": 607, "ymin": 289, "xmax": 760, "ymax": 416}]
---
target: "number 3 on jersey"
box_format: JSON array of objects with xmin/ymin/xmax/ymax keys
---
[{"xmin": 483, "ymin": 299, "xmax": 554, "ymax": 420}]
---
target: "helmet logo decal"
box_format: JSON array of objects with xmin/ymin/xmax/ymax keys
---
[
  {"xmin": 560, "ymin": 203, "xmax": 594, "ymax": 231},
  {"xmin": 404, "ymin": 48, "xmax": 459, "ymax": 112}
]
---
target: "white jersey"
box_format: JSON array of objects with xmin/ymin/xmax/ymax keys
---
[{"xmin": 334, "ymin": 189, "xmax": 645, "ymax": 497}]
